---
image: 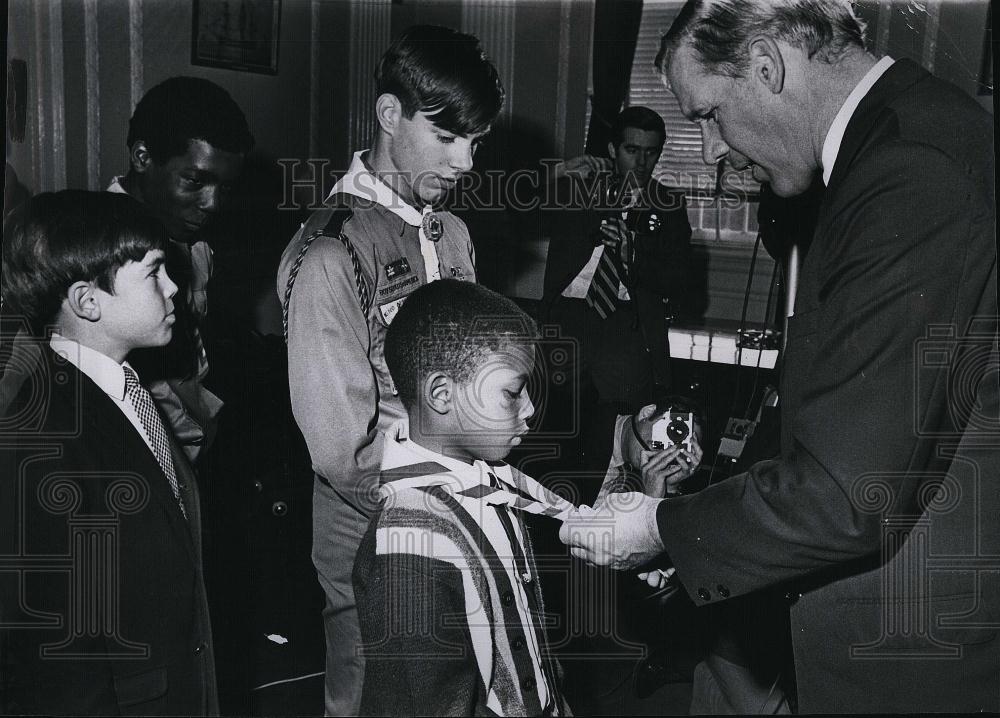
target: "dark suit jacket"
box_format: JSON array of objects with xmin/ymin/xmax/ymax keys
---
[
  {"xmin": 0, "ymin": 346, "xmax": 218, "ymax": 715},
  {"xmin": 657, "ymin": 59, "xmax": 998, "ymax": 712},
  {"xmin": 542, "ymin": 177, "xmax": 693, "ymax": 385}
]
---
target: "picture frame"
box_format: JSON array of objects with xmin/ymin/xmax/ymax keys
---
[{"xmin": 191, "ymin": 0, "xmax": 281, "ymax": 75}]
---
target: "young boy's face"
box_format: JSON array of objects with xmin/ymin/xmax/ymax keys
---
[
  {"xmin": 389, "ymin": 110, "xmax": 488, "ymax": 206},
  {"xmin": 97, "ymin": 249, "xmax": 178, "ymax": 354},
  {"xmin": 450, "ymin": 342, "xmax": 535, "ymax": 463}
]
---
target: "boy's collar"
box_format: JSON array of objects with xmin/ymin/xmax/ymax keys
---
[
  {"xmin": 49, "ymin": 333, "xmax": 133, "ymax": 402},
  {"xmin": 329, "ymin": 150, "xmax": 427, "ymax": 227}
]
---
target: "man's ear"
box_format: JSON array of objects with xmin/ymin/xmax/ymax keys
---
[
  {"xmin": 128, "ymin": 140, "xmax": 154, "ymax": 174},
  {"xmin": 607, "ymin": 141, "xmax": 618, "ymax": 160},
  {"xmin": 424, "ymin": 371, "xmax": 453, "ymax": 416},
  {"xmin": 747, "ymin": 36, "xmax": 785, "ymax": 94},
  {"xmin": 66, "ymin": 281, "xmax": 101, "ymax": 322},
  {"xmin": 637, "ymin": 403, "xmax": 658, "ymax": 420},
  {"xmin": 375, "ymin": 93, "xmax": 403, "ymax": 137}
]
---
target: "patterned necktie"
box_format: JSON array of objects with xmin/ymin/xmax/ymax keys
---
[
  {"xmin": 586, "ymin": 187, "xmax": 639, "ymax": 319},
  {"xmin": 585, "ymin": 244, "xmax": 623, "ymax": 319},
  {"xmin": 123, "ymin": 365, "xmax": 186, "ymax": 518}
]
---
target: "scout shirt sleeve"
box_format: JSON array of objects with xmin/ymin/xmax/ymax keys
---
[
  {"xmin": 656, "ymin": 142, "xmax": 990, "ymax": 602},
  {"xmin": 284, "ymin": 227, "xmax": 380, "ymax": 507}
]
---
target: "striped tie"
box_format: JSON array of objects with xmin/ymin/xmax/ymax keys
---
[
  {"xmin": 123, "ymin": 366, "xmax": 186, "ymax": 519},
  {"xmin": 585, "ymin": 247, "xmax": 623, "ymax": 319}
]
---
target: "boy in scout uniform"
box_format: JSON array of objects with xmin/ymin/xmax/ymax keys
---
[{"xmin": 277, "ymin": 24, "xmax": 504, "ymax": 716}]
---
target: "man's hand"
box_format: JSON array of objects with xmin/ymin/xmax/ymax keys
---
[
  {"xmin": 599, "ymin": 217, "xmax": 633, "ymax": 268},
  {"xmin": 640, "ymin": 439, "xmax": 704, "ymax": 498},
  {"xmin": 559, "ymin": 492, "xmax": 665, "ymax": 570},
  {"xmin": 554, "ymin": 154, "xmax": 613, "ymax": 182}
]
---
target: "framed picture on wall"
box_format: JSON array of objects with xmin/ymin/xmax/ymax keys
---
[{"xmin": 192, "ymin": 0, "xmax": 281, "ymax": 75}]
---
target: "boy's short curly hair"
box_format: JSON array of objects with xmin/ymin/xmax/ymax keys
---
[
  {"xmin": 384, "ymin": 280, "xmax": 538, "ymax": 410},
  {"xmin": 2, "ymin": 191, "xmax": 169, "ymax": 331}
]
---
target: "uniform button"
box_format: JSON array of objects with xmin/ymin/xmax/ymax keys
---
[
  {"xmin": 194, "ymin": 641, "xmax": 207, "ymax": 655},
  {"xmin": 511, "ymin": 637, "xmax": 525, "ymax": 650},
  {"xmin": 502, "ymin": 592, "xmax": 514, "ymax": 606},
  {"xmin": 717, "ymin": 584, "xmax": 730, "ymax": 598},
  {"xmin": 697, "ymin": 587, "xmax": 712, "ymax": 601},
  {"xmin": 521, "ymin": 676, "xmax": 535, "ymax": 691}
]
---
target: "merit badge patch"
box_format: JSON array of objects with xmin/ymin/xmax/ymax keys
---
[
  {"xmin": 379, "ymin": 297, "xmax": 407, "ymax": 325},
  {"xmin": 384, "ymin": 257, "xmax": 412, "ymax": 280}
]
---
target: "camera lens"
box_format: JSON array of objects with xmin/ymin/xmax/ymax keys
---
[{"xmin": 667, "ymin": 419, "xmax": 690, "ymax": 444}]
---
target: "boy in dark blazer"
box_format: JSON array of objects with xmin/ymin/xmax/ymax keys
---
[{"xmin": 1, "ymin": 190, "xmax": 217, "ymax": 714}]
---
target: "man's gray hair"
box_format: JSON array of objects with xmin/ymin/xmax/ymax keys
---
[{"xmin": 656, "ymin": 0, "xmax": 866, "ymax": 78}]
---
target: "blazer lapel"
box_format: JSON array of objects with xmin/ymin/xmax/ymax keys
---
[
  {"xmin": 825, "ymin": 59, "xmax": 927, "ymax": 193},
  {"xmin": 62, "ymin": 357, "xmax": 199, "ymax": 563}
]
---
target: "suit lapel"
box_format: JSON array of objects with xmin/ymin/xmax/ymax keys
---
[
  {"xmin": 825, "ymin": 59, "xmax": 927, "ymax": 194},
  {"xmin": 53, "ymin": 354, "xmax": 199, "ymax": 564}
]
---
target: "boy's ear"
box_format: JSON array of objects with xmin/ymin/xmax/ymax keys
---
[
  {"xmin": 375, "ymin": 93, "xmax": 403, "ymax": 137},
  {"xmin": 128, "ymin": 140, "xmax": 154, "ymax": 173},
  {"xmin": 424, "ymin": 371, "xmax": 453, "ymax": 415},
  {"xmin": 66, "ymin": 281, "xmax": 101, "ymax": 322}
]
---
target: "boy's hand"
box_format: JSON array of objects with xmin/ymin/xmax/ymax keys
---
[{"xmin": 639, "ymin": 438, "xmax": 703, "ymax": 498}]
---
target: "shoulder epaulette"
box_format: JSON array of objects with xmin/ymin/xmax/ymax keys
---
[{"xmin": 282, "ymin": 199, "xmax": 370, "ymax": 342}]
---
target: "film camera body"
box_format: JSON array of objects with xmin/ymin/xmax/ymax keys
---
[{"xmin": 649, "ymin": 411, "xmax": 696, "ymax": 453}]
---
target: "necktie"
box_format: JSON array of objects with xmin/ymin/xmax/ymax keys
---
[
  {"xmin": 123, "ymin": 365, "xmax": 186, "ymax": 518},
  {"xmin": 586, "ymin": 188, "xmax": 639, "ymax": 319},
  {"xmin": 585, "ymin": 245, "xmax": 623, "ymax": 319}
]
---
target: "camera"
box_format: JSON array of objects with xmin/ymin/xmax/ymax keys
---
[{"xmin": 649, "ymin": 412, "xmax": 695, "ymax": 453}]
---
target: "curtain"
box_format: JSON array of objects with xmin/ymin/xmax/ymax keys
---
[{"xmin": 584, "ymin": 0, "xmax": 644, "ymax": 156}]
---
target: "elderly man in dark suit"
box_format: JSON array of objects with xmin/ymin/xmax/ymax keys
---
[
  {"xmin": 542, "ymin": 106, "xmax": 693, "ymax": 484},
  {"xmin": 560, "ymin": 0, "xmax": 998, "ymax": 713}
]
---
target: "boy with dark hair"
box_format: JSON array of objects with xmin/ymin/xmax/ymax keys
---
[
  {"xmin": 354, "ymin": 279, "xmax": 570, "ymax": 716},
  {"xmin": 113, "ymin": 75, "xmax": 253, "ymax": 461},
  {"xmin": 277, "ymin": 25, "xmax": 504, "ymax": 714},
  {"xmin": 0, "ymin": 190, "xmax": 217, "ymax": 714}
]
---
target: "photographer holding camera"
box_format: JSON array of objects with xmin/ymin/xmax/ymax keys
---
[{"xmin": 542, "ymin": 106, "xmax": 693, "ymax": 488}]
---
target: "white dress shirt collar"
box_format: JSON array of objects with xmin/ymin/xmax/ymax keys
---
[
  {"xmin": 821, "ymin": 56, "xmax": 895, "ymax": 185},
  {"xmin": 50, "ymin": 333, "xmax": 132, "ymax": 401}
]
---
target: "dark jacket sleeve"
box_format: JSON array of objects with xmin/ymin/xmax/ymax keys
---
[{"xmin": 657, "ymin": 140, "xmax": 997, "ymax": 601}]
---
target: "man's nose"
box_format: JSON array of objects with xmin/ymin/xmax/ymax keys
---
[
  {"xmin": 198, "ymin": 186, "xmax": 222, "ymax": 213},
  {"xmin": 701, "ymin": 123, "xmax": 730, "ymax": 166}
]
